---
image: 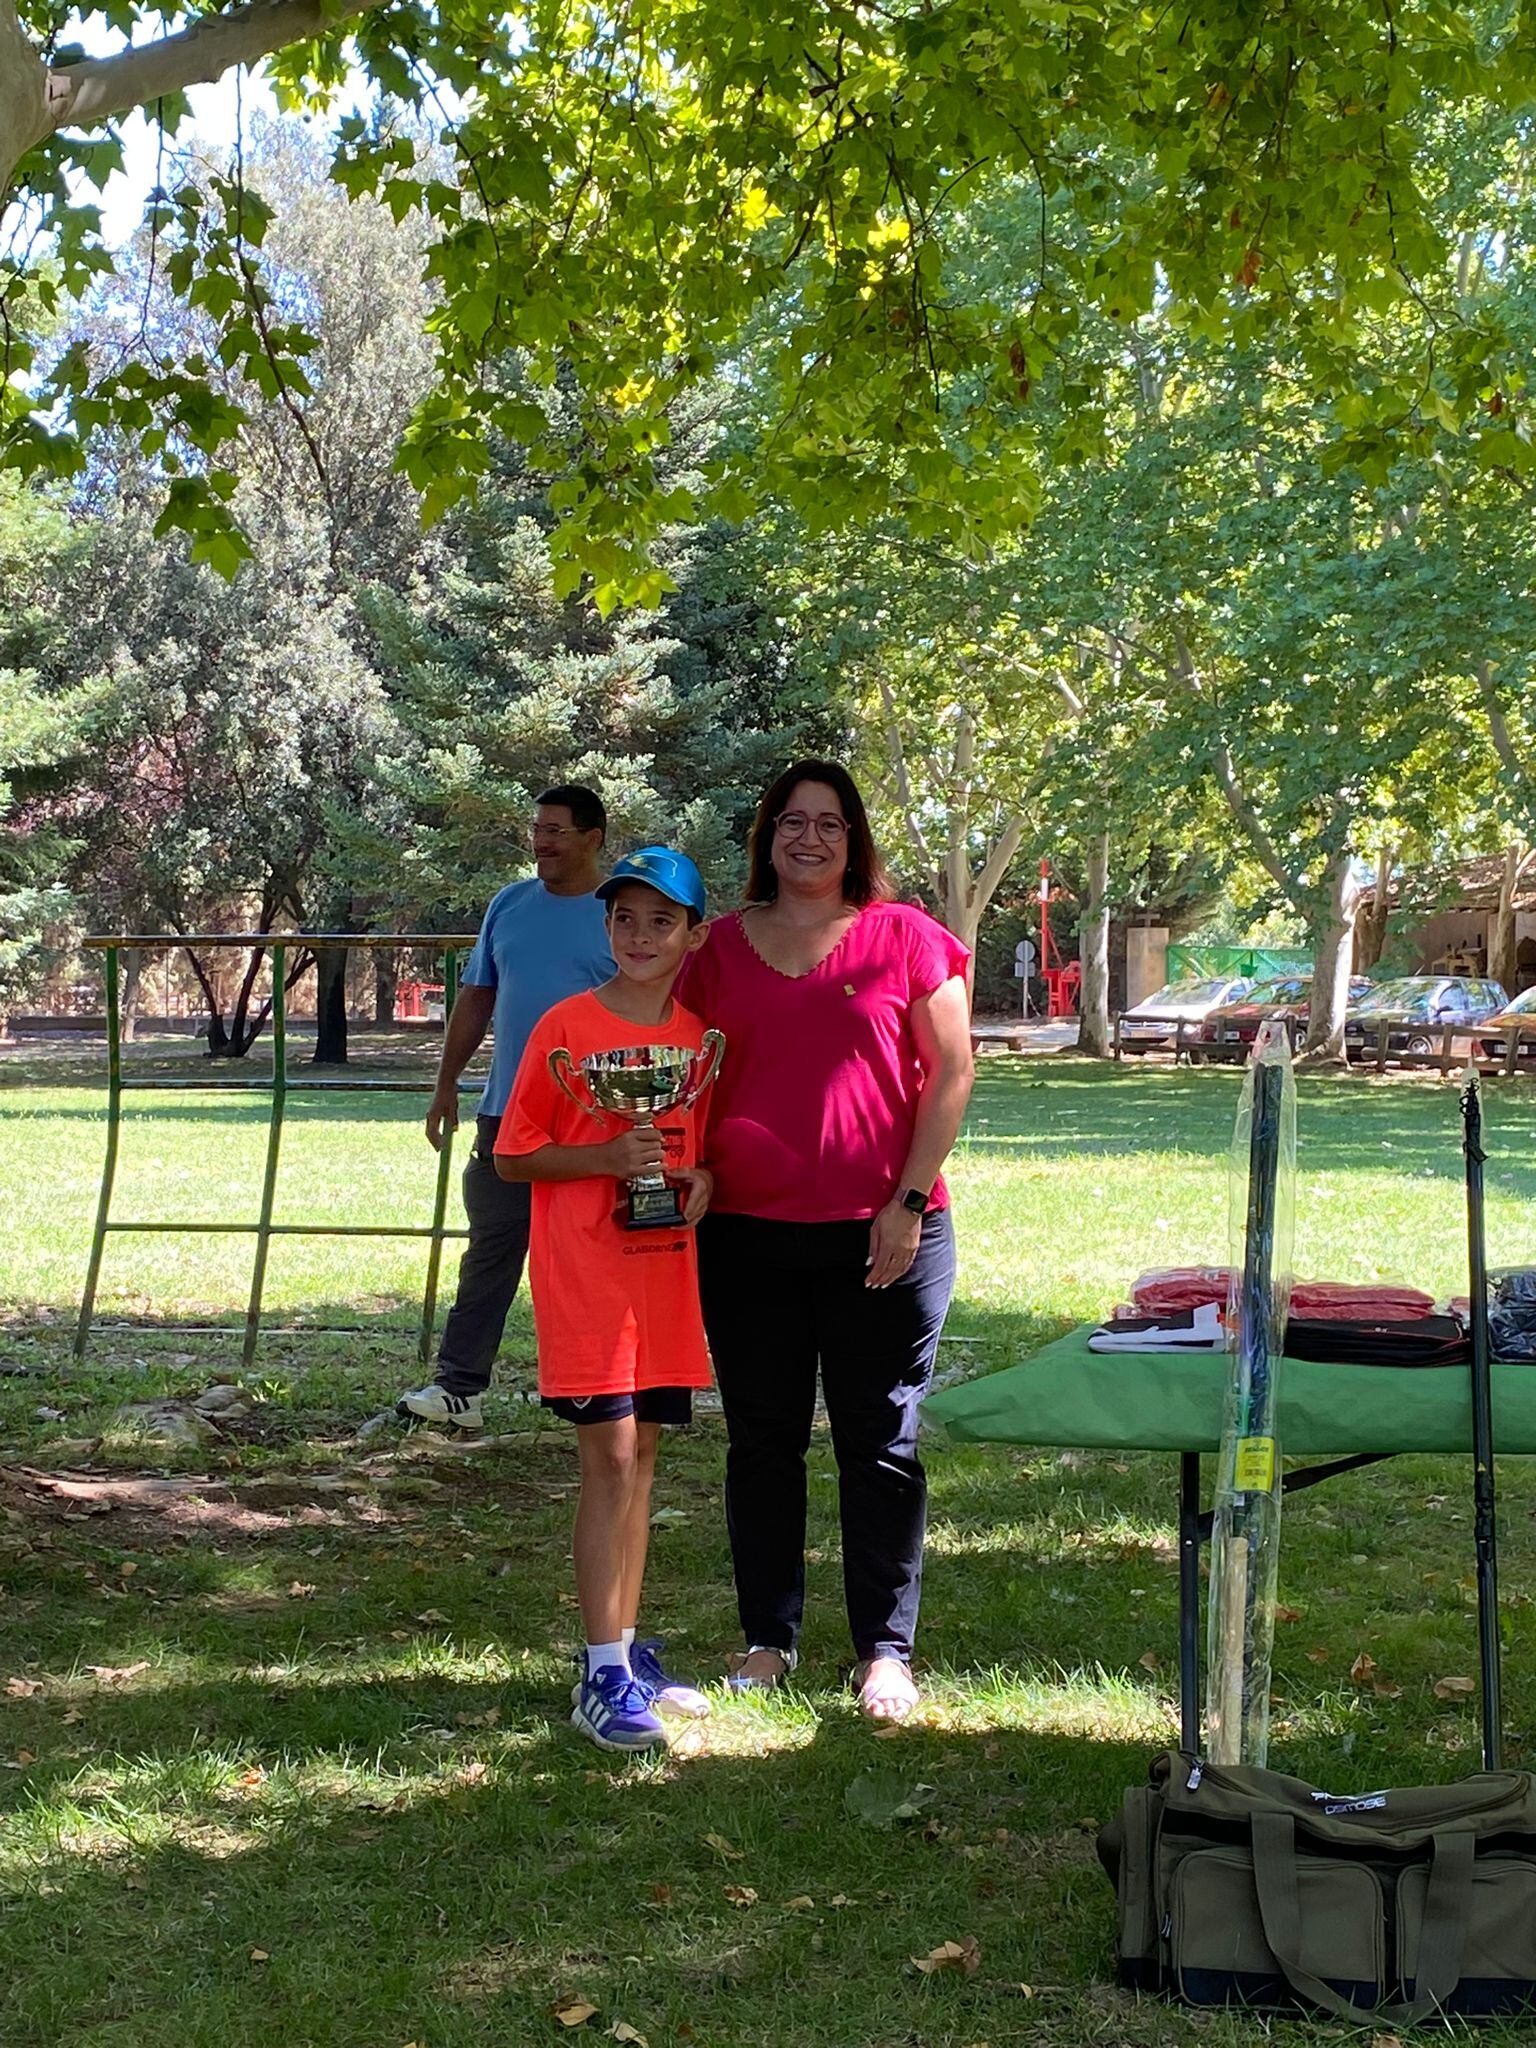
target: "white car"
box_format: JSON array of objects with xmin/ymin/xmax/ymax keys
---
[{"xmin": 1117, "ymin": 977, "xmax": 1254, "ymax": 1053}]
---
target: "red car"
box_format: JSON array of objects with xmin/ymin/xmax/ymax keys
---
[{"xmin": 1194, "ymin": 975, "xmax": 1373, "ymax": 1060}]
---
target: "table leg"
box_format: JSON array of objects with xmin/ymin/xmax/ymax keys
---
[{"xmin": 1179, "ymin": 1450, "xmax": 1201, "ymax": 1754}]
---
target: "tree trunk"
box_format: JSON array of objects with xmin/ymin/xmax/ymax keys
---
[
  {"xmin": 1490, "ymin": 842, "xmax": 1531, "ymax": 996},
  {"xmin": 1357, "ymin": 844, "xmax": 1395, "ymax": 971},
  {"xmin": 120, "ymin": 950, "xmax": 142, "ymax": 1044},
  {"xmin": 1301, "ymin": 851, "xmax": 1362, "ymax": 1062},
  {"xmin": 1076, "ymin": 831, "xmax": 1113, "ymax": 1058},
  {"xmin": 374, "ymin": 953, "xmax": 397, "ymax": 1026},
  {"xmin": 313, "ymin": 945, "xmax": 349, "ymax": 1064}
]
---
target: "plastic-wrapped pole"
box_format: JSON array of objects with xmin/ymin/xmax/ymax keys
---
[
  {"xmin": 1206, "ymin": 1021, "xmax": 1297, "ymax": 1766},
  {"xmin": 1461, "ymin": 1066, "xmax": 1502, "ymax": 1771}
]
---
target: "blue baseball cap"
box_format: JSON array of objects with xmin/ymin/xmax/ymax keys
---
[{"xmin": 597, "ymin": 845, "xmax": 708, "ymax": 920}]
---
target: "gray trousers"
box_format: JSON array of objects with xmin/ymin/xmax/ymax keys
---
[{"xmin": 434, "ymin": 1115, "xmax": 532, "ymax": 1396}]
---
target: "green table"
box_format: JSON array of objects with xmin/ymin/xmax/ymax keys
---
[
  {"xmin": 922, "ymin": 1325, "xmax": 1536, "ymax": 1457},
  {"xmin": 922, "ymin": 1327, "xmax": 1536, "ymax": 1747}
]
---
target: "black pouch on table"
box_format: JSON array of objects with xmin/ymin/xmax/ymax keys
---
[
  {"xmin": 1489, "ymin": 1268, "xmax": 1536, "ymax": 1361},
  {"xmin": 1283, "ymin": 1314, "xmax": 1470, "ymax": 1367}
]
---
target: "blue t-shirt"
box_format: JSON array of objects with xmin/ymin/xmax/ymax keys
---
[{"xmin": 462, "ymin": 881, "xmax": 616, "ymax": 1116}]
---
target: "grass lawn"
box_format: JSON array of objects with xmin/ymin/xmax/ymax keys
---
[{"xmin": 3, "ymin": 1041, "xmax": 1536, "ymax": 2046}]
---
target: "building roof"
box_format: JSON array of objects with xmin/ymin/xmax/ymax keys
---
[{"xmin": 1360, "ymin": 852, "xmax": 1536, "ymax": 916}]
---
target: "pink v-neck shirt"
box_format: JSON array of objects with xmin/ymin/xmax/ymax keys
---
[{"xmin": 677, "ymin": 901, "xmax": 971, "ymax": 1224}]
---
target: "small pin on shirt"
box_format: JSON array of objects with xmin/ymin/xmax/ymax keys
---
[{"xmin": 843, "ymin": 983, "xmax": 856, "ymax": 996}]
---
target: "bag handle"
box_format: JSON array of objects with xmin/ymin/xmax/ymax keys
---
[{"xmin": 1251, "ymin": 1810, "xmax": 1474, "ymax": 2023}]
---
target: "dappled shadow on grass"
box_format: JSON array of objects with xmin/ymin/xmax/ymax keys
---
[
  {"xmin": 6, "ymin": 1408, "xmax": 1536, "ymax": 2041},
  {"xmin": 0, "ymin": 1710, "xmax": 1153, "ymax": 2048}
]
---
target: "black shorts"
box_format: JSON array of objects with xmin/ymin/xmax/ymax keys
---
[{"xmin": 541, "ymin": 1387, "xmax": 694, "ymax": 1427}]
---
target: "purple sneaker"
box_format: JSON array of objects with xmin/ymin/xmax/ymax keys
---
[{"xmin": 570, "ymin": 1665, "xmax": 667, "ymax": 1751}]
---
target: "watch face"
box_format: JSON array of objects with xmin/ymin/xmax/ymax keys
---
[{"xmin": 902, "ymin": 1188, "xmax": 927, "ymax": 1214}]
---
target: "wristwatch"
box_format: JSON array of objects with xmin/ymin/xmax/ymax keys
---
[{"xmin": 898, "ymin": 1185, "xmax": 931, "ymax": 1216}]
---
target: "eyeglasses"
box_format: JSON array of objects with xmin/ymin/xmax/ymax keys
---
[
  {"xmin": 774, "ymin": 812, "xmax": 849, "ymax": 842},
  {"xmin": 528, "ymin": 824, "xmax": 581, "ymax": 845}
]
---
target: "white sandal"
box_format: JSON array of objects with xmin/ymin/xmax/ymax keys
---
[{"xmin": 725, "ymin": 1644, "xmax": 798, "ymax": 1693}]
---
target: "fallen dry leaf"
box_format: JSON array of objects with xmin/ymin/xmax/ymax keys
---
[
  {"xmin": 415, "ymin": 1609, "xmax": 450, "ymax": 1624},
  {"xmin": 14, "ymin": 1749, "xmax": 37, "ymax": 1766},
  {"xmin": 701, "ymin": 1832, "xmax": 743, "ymax": 1860},
  {"xmin": 912, "ymin": 1936, "xmax": 982, "ymax": 1976},
  {"xmin": 458, "ymin": 1760, "xmax": 489, "ymax": 1785},
  {"xmin": 61, "ymin": 1706, "xmax": 85, "ymax": 1725},
  {"xmin": 287, "ymin": 1582, "xmax": 317, "ymax": 1599},
  {"xmin": 1372, "ymin": 1680, "xmax": 1405, "ymax": 1699},
  {"xmin": 872, "ymin": 1722, "xmax": 904, "ymax": 1739},
  {"xmin": 1433, "ymin": 1675, "xmax": 1476, "ymax": 1699},
  {"xmin": 124, "ymin": 1869, "xmax": 148, "ymax": 1890},
  {"xmin": 87, "ymin": 1661, "xmax": 150, "ymax": 1685},
  {"xmin": 1305, "ymin": 1646, "xmax": 1330, "ymax": 1665},
  {"xmin": 1275, "ymin": 1604, "xmax": 1302, "ymax": 1623},
  {"xmin": 829, "ymin": 1893, "xmax": 853, "ymax": 1907},
  {"xmin": 649, "ymin": 1882, "xmax": 673, "ymax": 1907},
  {"xmin": 1350, "ymin": 1652, "xmax": 1378, "ymax": 1685},
  {"xmin": 723, "ymin": 1885, "xmax": 758, "ymax": 1908},
  {"xmin": 782, "ymin": 1895, "xmax": 815, "ymax": 1911},
  {"xmin": 249, "ymin": 1947, "xmax": 270, "ymax": 1963},
  {"xmin": 553, "ymin": 1995, "xmax": 598, "ymax": 2028},
  {"xmin": 1372, "ymin": 2035, "xmax": 1406, "ymax": 2048},
  {"xmin": 1137, "ymin": 1651, "xmax": 1159, "ymax": 1672},
  {"xmin": 6, "ymin": 1677, "xmax": 42, "ymax": 1697},
  {"xmin": 607, "ymin": 2025, "xmax": 649, "ymax": 2047}
]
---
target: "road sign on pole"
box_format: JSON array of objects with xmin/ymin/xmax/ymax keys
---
[{"xmin": 1014, "ymin": 939, "xmax": 1037, "ymax": 1016}]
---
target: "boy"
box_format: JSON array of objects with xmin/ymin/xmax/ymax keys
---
[{"xmin": 494, "ymin": 847, "xmax": 718, "ymax": 1752}]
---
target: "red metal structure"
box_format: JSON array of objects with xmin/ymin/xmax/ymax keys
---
[
  {"xmin": 1037, "ymin": 858, "xmax": 1081, "ymax": 1017},
  {"xmin": 395, "ymin": 979, "xmax": 445, "ymax": 1021}
]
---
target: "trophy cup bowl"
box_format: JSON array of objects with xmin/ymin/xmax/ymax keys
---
[{"xmin": 549, "ymin": 1029, "xmax": 725, "ymax": 1229}]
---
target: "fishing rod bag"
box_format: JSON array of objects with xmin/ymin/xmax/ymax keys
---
[{"xmin": 1099, "ymin": 1749, "xmax": 1536, "ymax": 2018}]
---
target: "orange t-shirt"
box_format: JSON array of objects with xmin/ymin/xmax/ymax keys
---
[{"xmin": 494, "ymin": 989, "xmax": 713, "ymax": 1398}]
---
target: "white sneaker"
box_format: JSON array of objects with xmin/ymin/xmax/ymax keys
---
[{"xmin": 396, "ymin": 1384, "xmax": 484, "ymax": 1430}]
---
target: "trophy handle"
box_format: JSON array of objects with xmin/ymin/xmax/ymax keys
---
[
  {"xmin": 674, "ymin": 1028, "xmax": 725, "ymax": 1114},
  {"xmin": 548, "ymin": 1047, "xmax": 608, "ymax": 1125}
]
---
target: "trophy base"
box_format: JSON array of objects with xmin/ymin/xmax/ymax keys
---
[{"xmin": 625, "ymin": 1183, "xmax": 685, "ymax": 1231}]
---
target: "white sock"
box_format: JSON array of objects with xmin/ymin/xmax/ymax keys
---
[
  {"xmin": 621, "ymin": 1626, "xmax": 636, "ymax": 1652},
  {"xmin": 586, "ymin": 1640, "xmax": 629, "ymax": 1680}
]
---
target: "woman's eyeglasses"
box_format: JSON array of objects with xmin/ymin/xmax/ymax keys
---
[{"xmin": 774, "ymin": 812, "xmax": 849, "ymax": 843}]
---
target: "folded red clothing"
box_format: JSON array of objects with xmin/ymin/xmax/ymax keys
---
[
  {"xmin": 1290, "ymin": 1281, "xmax": 1435, "ymax": 1321},
  {"xmin": 1131, "ymin": 1267, "xmax": 1232, "ymax": 1314},
  {"xmin": 1130, "ymin": 1268, "xmax": 1436, "ymax": 1320}
]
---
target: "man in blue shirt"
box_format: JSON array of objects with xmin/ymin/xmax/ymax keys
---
[{"xmin": 397, "ymin": 784, "xmax": 616, "ymax": 1429}]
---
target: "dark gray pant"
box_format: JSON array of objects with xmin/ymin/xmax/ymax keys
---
[
  {"xmin": 697, "ymin": 1207, "xmax": 957, "ymax": 1663},
  {"xmin": 435, "ymin": 1115, "xmax": 532, "ymax": 1396}
]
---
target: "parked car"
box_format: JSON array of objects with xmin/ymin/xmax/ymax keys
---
[
  {"xmin": 1475, "ymin": 986, "xmax": 1536, "ymax": 1064},
  {"xmin": 1116, "ymin": 976, "xmax": 1253, "ymax": 1053},
  {"xmin": 1194, "ymin": 974, "xmax": 1374, "ymax": 1058},
  {"xmin": 1343, "ymin": 976, "xmax": 1508, "ymax": 1060}
]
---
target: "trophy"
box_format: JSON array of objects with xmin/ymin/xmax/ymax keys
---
[{"xmin": 549, "ymin": 1030, "xmax": 725, "ymax": 1229}]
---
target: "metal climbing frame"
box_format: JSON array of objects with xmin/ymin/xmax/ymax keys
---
[{"xmin": 74, "ymin": 933, "xmax": 478, "ymax": 1369}]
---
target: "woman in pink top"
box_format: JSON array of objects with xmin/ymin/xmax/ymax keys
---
[{"xmin": 681, "ymin": 760, "xmax": 974, "ymax": 1722}]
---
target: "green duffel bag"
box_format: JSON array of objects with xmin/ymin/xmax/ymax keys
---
[{"xmin": 1098, "ymin": 1749, "xmax": 1536, "ymax": 2019}]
